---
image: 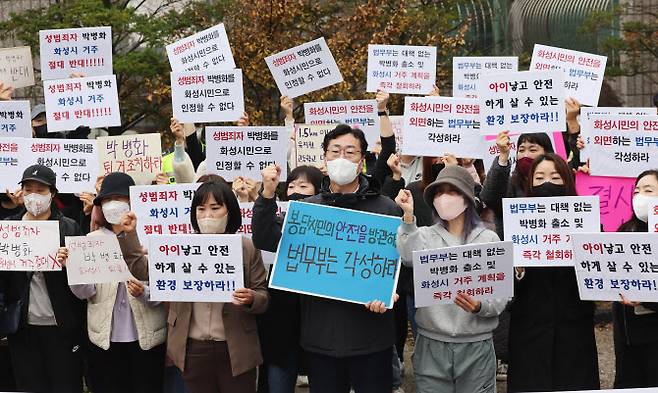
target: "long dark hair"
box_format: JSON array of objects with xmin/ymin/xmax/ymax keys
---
[
  {"xmin": 434, "ymin": 201, "xmax": 483, "ymax": 243},
  {"xmin": 511, "ymin": 133, "xmax": 555, "ymax": 192},
  {"xmin": 527, "ymin": 154, "xmax": 577, "ymax": 196},
  {"xmin": 618, "ymin": 169, "xmax": 658, "ymax": 232}
]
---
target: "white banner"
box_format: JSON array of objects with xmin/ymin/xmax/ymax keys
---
[
  {"xmin": 367, "ymin": 44, "xmax": 436, "ymax": 95},
  {"xmin": 65, "ymin": 235, "xmax": 132, "ymax": 285},
  {"xmin": 39, "ymin": 27, "xmax": 112, "ymax": 80},
  {"xmin": 304, "ymin": 99, "xmax": 380, "ymax": 150},
  {"xmin": 0, "ymin": 221, "xmax": 60, "ymax": 271},
  {"xmin": 238, "ymin": 202, "xmax": 288, "ymax": 264},
  {"xmin": 166, "ymin": 23, "xmax": 235, "ymax": 72},
  {"xmin": 97, "ymin": 133, "xmax": 162, "ymax": 186},
  {"xmin": 452, "ymin": 56, "xmax": 518, "ymax": 98},
  {"xmin": 0, "ymin": 101, "xmax": 31, "ymax": 138},
  {"xmin": 0, "ymin": 46, "xmax": 35, "ymax": 88}
]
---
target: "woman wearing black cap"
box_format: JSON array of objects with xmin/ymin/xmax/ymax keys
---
[{"xmin": 57, "ymin": 172, "xmax": 167, "ymax": 393}]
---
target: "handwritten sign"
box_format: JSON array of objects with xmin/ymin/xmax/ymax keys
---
[
  {"xmin": 270, "ymin": 201, "xmax": 401, "ymax": 308},
  {"xmin": 65, "ymin": 235, "xmax": 132, "ymax": 285},
  {"xmin": 412, "ymin": 241, "xmax": 514, "ymax": 307},
  {"xmin": 166, "ymin": 23, "xmax": 235, "ymax": 72},
  {"xmin": 0, "ymin": 221, "xmax": 60, "ymax": 271},
  {"xmin": 266, "ymin": 37, "xmax": 343, "ymax": 98},
  {"xmin": 573, "ymin": 233, "xmax": 658, "ymax": 302},
  {"xmin": 478, "ymin": 70, "xmax": 566, "ymax": 136},
  {"xmin": 238, "ymin": 202, "xmax": 288, "ymax": 265},
  {"xmin": 0, "ymin": 46, "xmax": 35, "ymax": 88},
  {"xmin": 97, "ymin": 133, "xmax": 162, "ymax": 185},
  {"xmin": 367, "ymin": 44, "xmax": 436, "ymax": 95},
  {"xmin": 452, "ymin": 56, "xmax": 518, "ymax": 98},
  {"xmin": 651, "ymin": 198, "xmax": 658, "ymax": 233},
  {"xmin": 293, "ymin": 124, "xmax": 333, "ymax": 168},
  {"xmin": 39, "ymin": 27, "xmax": 112, "ymax": 80},
  {"xmin": 304, "ymin": 99, "xmax": 380, "ymax": 150},
  {"xmin": 170, "ymin": 69, "xmax": 244, "ymax": 123},
  {"xmin": 0, "ymin": 137, "xmax": 98, "ymax": 193},
  {"xmin": 148, "ymin": 234, "xmax": 244, "ymax": 302},
  {"xmin": 402, "ymin": 96, "xmax": 482, "ymax": 158},
  {"xmin": 206, "ymin": 126, "xmax": 288, "ymax": 181},
  {"xmin": 390, "ymin": 115, "xmax": 404, "ymax": 154},
  {"xmin": 0, "ymin": 101, "xmax": 31, "ymax": 138},
  {"xmin": 503, "ymin": 196, "xmax": 600, "ymax": 267},
  {"xmin": 530, "ymin": 44, "xmax": 607, "ymax": 106},
  {"xmin": 575, "ymin": 172, "xmax": 634, "ymax": 232},
  {"xmin": 43, "ymin": 74, "xmax": 121, "ymax": 133}
]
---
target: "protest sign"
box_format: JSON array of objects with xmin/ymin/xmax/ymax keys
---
[
  {"xmin": 412, "ymin": 241, "xmax": 514, "ymax": 307},
  {"xmin": 97, "ymin": 133, "xmax": 162, "ymax": 185},
  {"xmin": 0, "ymin": 221, "xmax": 60, "ymax": 271},
  {"xmin": 238, "ymin": 202, "xmax": 289, "ymax": 264},
  {"xmin": 148, "ymin": 234, "xmax": 244, "ymax": 302},
  {"xmin": 206, "ymin": 127, "xmax": 289, "ymax": 181},
  {"xmin": 0, "ymin": 46, "xmax": 35, "ymax": 88},
  {"xmin": 452, "ymin": 56, "xmax": 518, "ymax": 98},
  {"xmin": 481, "ymin": 132, "xmax": 561, "ymax": 174},
  {"xmin": 402, "ymin": 97, "xmax": 483, "ymax": 158},
  {"xmin": 294, "ymin": 124, "xmax": 334, "ymax": 168},
  {"xmin": 479, "ymin": 70, "xmax": 566, "ymax": 135},
  {"xmin": 573, "ymin": 233, "xmax": 658, "ymax": 302},
  {"xmin": 390, "ymin": 115, "xmax": 404, "ymax": 154},
  {"xmin": 503, "ymin": 196, "xmax": 600, "ymax": 267},
  {"xmin": 575, "ymin": 172, "xmax": 634, "ymax": 232},
  {"xmin": 0, "ymin": 101, "xmax": 31, "ymax": 138},
  {"xmin": 304, "ymin": 99, "xmax": 380, "ymax": 150},
  {"xmin": 0, "ymin": 137, "xmax": 98, "ymax": 193},
  {"xmin": 65, "ymin": 235, "xmax": 132, "ymax": 285},
  {"xmin": 650, "ymin": 198, "xmax": 658, "ymax": 233},
  {"xmin": 170, "ymin": 69, "xmax": 244, "ymax": 123},
  {"xmin": 367, "ymin": 44, "xmax": 436, "ymax": 95},
  {"xmin": 166, "ymin": 23, "xmax": 235, "ymax": 72},
  {"xmin": 43, "ymin": 75, "xmax": 121, "ymax": 133},
  {"xmin": 269, "ymin": 201, "xmax": 401, "ymax": 308},
  {"xmin": 530, "ymin": 44, "xmax": 607, "ymax": 106},
  {"xmin": 39, "ymin": 27, "xmax": 112, "ymax": 80},
  {"xmin": 583, "ymin": 115, "xmax": 658, "ymax": 178},
  {"xmin": 266, "ymin": 37, "xmax": 343, "ymax": 98},
  {"xmin": 130, "ymin": 183, "xmax": 200, "ymax": 248}
]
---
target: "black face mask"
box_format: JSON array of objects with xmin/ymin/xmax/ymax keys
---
[
  {"xmin": 531, "ymin": 182, "xmax": 566, "ymax": 197},
  {"xmin": 430, "ymin": 163, "xmax": 444, "ymax": 181},
  {"xmin": 287, "ymin": 193, "xmax": 309, "ymax": 201},
  {"xmin": 34, "ymin": 124, "xmax": 48, "ymax": 138}
]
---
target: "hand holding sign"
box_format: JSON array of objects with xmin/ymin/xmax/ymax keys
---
[
  {"xmin": 232, "ymin": 288, "xmax": 255, "ymax": 306},
  {"xmin": 0, "ymin": 82, "xmax": 13, "ymax": 101},
  {"xmin": 127, "ymin": 279, "xmax": 144, "ymax": 297},
  {"xmin": 455, "ymin": 293, "xmax": 482, "ymax": 314}
]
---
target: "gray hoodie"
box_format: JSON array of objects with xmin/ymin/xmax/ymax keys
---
[{"xmin": 397, "ymin": 219, "xmax": 509, "ymax": 343}]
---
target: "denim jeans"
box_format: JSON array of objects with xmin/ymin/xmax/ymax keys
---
[{"xmin": 267, "ymin": 350, "xmax": 298, "ymax": 393}]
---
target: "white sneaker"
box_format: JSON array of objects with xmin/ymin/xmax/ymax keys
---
[{"xmin": 296, "ymin": 375, "xmax": 309, "ymax": 387}]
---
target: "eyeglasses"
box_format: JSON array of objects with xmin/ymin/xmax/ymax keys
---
[{"xmin": 326, "ymin": 145, "xmax": 361, "ymax": 160}]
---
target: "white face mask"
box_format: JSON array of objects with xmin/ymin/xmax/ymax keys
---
[
  {"xmin": 102, "ymin": 200, "xmax": 130, "ymax": 224},
  {"xmin": 433, "ymin": 193, "xmax": 467, "ymax": 221},
  {"xmin": 632, "ymin": 194, "xmax": 652, "ymax": 223},
  {"xmin": 24, "ymin": 193, "xmax": 52, "ymax": 217},
  {"xmin": 326, "ymin": 158, "xmax": 359, "ymax": 186},
  {"xmin": 197, "ymin": 216, "xmax": 228, "ymax": 234}
]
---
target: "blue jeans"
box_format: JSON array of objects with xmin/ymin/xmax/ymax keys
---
[
  {"xmin": 406, "ymin": 293, "xmax": 418, "ymax": 339},
  {"xmin": 267, "ymin": 350, "xmax": 298, "ymax": 393},
  {"xmin": 392, "ymin": 346, "xmax": 402, "ymax": 389}
]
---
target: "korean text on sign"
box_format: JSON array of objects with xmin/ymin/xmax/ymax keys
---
[
  {"xmin": 304, "ymin": 99, "xmax": 380, "ymax": 150},
  {"xmin": 0, "ymin": 46, "xmax": 35, "ymax": 88},
  {"xmin": 502, "ymin": 196, "xmax": 601, "ymax": 267},
  {"xmin": 269, "ymin": 201, "xmax": 401, "ymax": 308},
  {"xmin": 649, "ymin": 198, "xmax": 658, "ymax": 233},
  {"xmin": 64, "ymin": 235, "xmax": 132, "ymax": 285},
  {"xmin": 294, "ymin": 124, "xmax": 334, "ymax": 168},
  {"xmin": 412, "ymin": 241, "xmax": 514, "ymax": 307},
  {"xmin": 573, "ymin": 233, "xmax": 658, "ymax": 302},
  {"xmin": 97, "ymin": 133, "xmax": 162, "ymax": 185},
  {"xmin": 0, "ymin": 101, "xmax": 31, "ymax": 138},
  {"xmin": 0, "ymin": 221, "xmax": 60, "ymax": 271},
  {"xmin": 238, "ymin": 202, "xmax": 288, "ymax": 264},
  {"xmin": 148, "ymin": 234, "xmax": 244, "ymax": 302},
  {"xmin": 452, "ymin": 56, "xmax": 518, "ymax": 99},
  {"xmin": 402, "ymin": 96, "xmax": 483, "ymax": 158},
  {"xmin": 367, "ymin": 44, "xmax": 437, "ymax": 95},
  {"xmin": 166, "ymin": 23, "xmax": 236, "ymax": 72},
  {"xmin": 39, "ymin": 26, "xmax": 112, "ymax": 80},
  {"xmin": 478, "ymin": 70, "xmax": 566, "ymax": 136},
  {"xmin": 266, "ymin": 37, "xmax": 343, "ymax": 98},
  {"xmin": 575, "ymin": 172, "xmax": 634, "ymax": 233},
  {"xmin": 43, "ymin": 74, "xmax": 121, "ymax": 133},
  {"xmin": 206, "ymin": 126, "xmax": 289, "ymax": 182}
]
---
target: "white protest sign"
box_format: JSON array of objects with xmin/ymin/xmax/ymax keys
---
[
  {"xmin": 65, "ymin": 235, "xmax": 132, "ymax": 285},
  {"xmin": 0, "ymin": 46, "xmax": 35, "ymax": 88},
  {"xmin": 130, "ymin": 183, "xmax": 199, "ymax": 248},
  {"xmin": 0, "ymin": 101, "xmax": 31, "ymax": 138},
  {"xmin": 530, "ymin": 44, "xmax": 607, "ymax": 106},
  {"xmin": 304, "ymin": 99, "xmax": 380, "ymax": 150},
  {"xmin": 452, "ymin": 56, "xmax": 518, "ymax": 98},
  {"xmin": 170, "ymin": 69, "xmax": 244, "ymax": 123},
  {"xmin": 238, "ymin": 202, "xmax": 288, "ymax": 265},
  {"xmin": 266, "ymin": 37, "xmax": 343, "ymax": 98},
  {"xmin": 294, "ymin": 124, "xmax": 334, "ymax": 168},
  {"xmin": 97, "ymin": 133, "xmax": 162, "ymax": 185},
  {"xmin": 573, "ymin": 233, "xmax": 658, "ymax": 302},
  {"xmin": 206, "ymin": 127, "xmax": 289, "ymax": 181},
  {"xmin": 650, "ymin": 198, "xmax": 658, "ymax": 233},
  {"xmin": 39, "ymin": 27, "xmax": 112, "ymax": 81},
  {"xmin": 503, "ymin": 196, "xmax": 600, "ymax": 267},
  {"xmin": 584, "ymin": 115, "xmax": 658, "ymax": 178},
  {"xmin": 479, "ymin": 70, "xmax": 566, "ymax": 136},
  {"xmin": 412, "ymin": 241, "xmax": 514, "ymax": 307},
  {"xmin": 390, "ymin": 115, "xmax": 404, "ymax": 154},
  {"xmin": 43, "ymin": 75, "xmax": 121, "ymax": 133},
  {"xmin": 367, "ymin": 44, "xmax": 436, "ymax": 95},
  {"xmin": 166, "ymin": 23, "xmax": 235, "ymax": 72},
  {"xmin": 148, "ymin": 234, "xmax": 244, "ymax": 302},
  {"xmin": 402, "ymin": 96, "xmax": 483, "ymax": 158},
  {"xmin": 0, "ymin": 221, "xmax": 60, "ymax": 271}
]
